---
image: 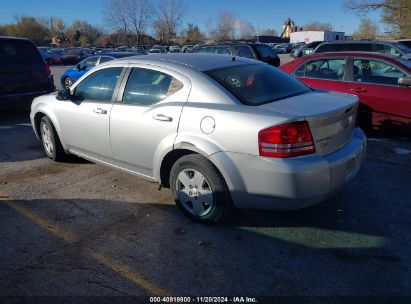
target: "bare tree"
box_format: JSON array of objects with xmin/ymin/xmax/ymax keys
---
[
  {"xmin": 303, "ymin": 22, "xmax": 333, "ymax": 31},
  {"xmin": 345, "ymin": 0, "xmax": 411, "ymax": 38},
  {"xmin": 261, "ymin": 28, "xmax": 279, "ymax": 36},
  {"xmin": 208, "ymin": 11, "xmax": 237, "ymax": 42},
  {"xmin": 128, "ymin": 0, "xmax": 153, "ymax": 45},
  {"xmin": 103, "ymin": 0, "xmax": 131, "ymax": 44},
  {"xmin": 154, "ymin": 0, "xmax": 186, "ymax": 43},
  {"xmin": 237, "ymin": 20, "xmax": 255, "ymax": 40}
]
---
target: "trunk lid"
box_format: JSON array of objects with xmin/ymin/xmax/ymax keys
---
[{"xmin": 259, "ymin": 91, "xmax": 358, "ymax": 156}]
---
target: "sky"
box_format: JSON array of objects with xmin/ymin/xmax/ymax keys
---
[{"xmin": 0, "ymin": 0, "xmax": 382, "ymax": 35}]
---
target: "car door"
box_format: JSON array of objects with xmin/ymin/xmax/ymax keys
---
[
  {"xmin": 56, "ymin": 66, "xmax": 125, "ymax": 160},
  {"xmin": 347, "ymin": 57, "xmax": 411, "ymax": 131},
  {"xmin": 109, "ymin": 66, "xmax": 191, "ymax": 178},
  {"xmin": 293, "ymin": 57, "xmax": 349, "ymax": 93}
]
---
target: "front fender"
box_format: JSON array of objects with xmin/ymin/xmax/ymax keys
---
[{"xmin": 31, "ymin": 100, "xmax": 68, "ymax": 151}]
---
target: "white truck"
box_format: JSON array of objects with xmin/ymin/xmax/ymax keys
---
[{"xmin": 290, "ymin": 31, "xmax": 345, "ymax": 44}]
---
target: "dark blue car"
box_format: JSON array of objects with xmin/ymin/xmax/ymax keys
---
[{"xmin": 60, "ymin": 52, "xmax": 137, "ymax": 88}]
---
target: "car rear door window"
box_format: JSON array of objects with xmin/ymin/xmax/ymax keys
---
[
  {"xmin": 300, "ymin": 58, "xmax": 346, "ymax": 80},
  {"xmin": 122, "ymin": 68, "xmax": 183, "ymax": 105},
  {"xmin": 73, "ymin": 67, "xmax": 122, "ymax": 102},
  {"xmin": 373, "ymin": 44, "xmax": 401, "ymax": 56},
  {"xmin": 215, "ymin": 46, "xmax": 232, "ymax": 55},
  {"xmin": 197, "ymin": 47, "xmax": 214, "ymax": 54},
  {"xmin": 353, "ymin": 59, "xmax": 407, "ymax": 86},
  {"xmin": 234, "ymin": 46, "xmax": 254, "ymax": 59}
]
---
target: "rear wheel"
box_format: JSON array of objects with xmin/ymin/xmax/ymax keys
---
[
  {"xmin": 40, "ymin": 116, "xmax": 67, "ymax": 161},
  {"xmin": 64, "ymin": 77, "xmax": 73, "ymax": 88},
  {"xmin": 170, "ymin": 154, "xmax": 233, "ymax": 223}
]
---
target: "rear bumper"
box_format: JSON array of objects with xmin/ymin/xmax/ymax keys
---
[{"xmin": 209, "ymin": 128, "xmax": 366, "ymax": 210}]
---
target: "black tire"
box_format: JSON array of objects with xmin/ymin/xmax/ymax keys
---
[
  {"xmin": 39, "ymin": 116, "xmax": 67, "ymax": 162},
  {"xmin": 64, "ymin": 77, "xmax": 73, "ymax": 88},
  {"xmin": 170, "ymin": 154, "xmax": 233, "ymax": 223}
]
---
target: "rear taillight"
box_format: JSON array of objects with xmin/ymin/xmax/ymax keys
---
[
  {"xmin": 44, "ymin": 64, "xmax": 51, "ymax": 76},
  {"xmin": 258, "ymin": 121, "xmax": 316, "ymax": 158}
]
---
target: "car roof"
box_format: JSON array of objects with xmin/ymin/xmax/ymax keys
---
[
  {"xmin": 319, "ymin": 40, "xmax": 396, "ymax": 45},
  {"xmin": 301, "ymin": 51, "xmax": 400, "ymax": 59},
  {"xmin": 117, "ymin": 53, "xmax": 256, "ymax": 71},
  {"xmin": 99, "ymin": 52, "xmax": 138, "ymax": 57},
  {"xmin": 0, "ymin": 36, "xmax": 31, "ymax": 41}
]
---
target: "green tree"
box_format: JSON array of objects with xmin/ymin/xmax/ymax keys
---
[
  {"xmin": 65, "ymin": 20, "xmax": 102, "ymax": 46},
  {"xmin": 346, "ymin": 0, "xmax": 411, "ymax": 38},
  {"xmin": 353, "ymin": 18, "xmax": 379, "ymax": 39},
  {"xmin": 1, "ymin": 16, "xmax": 51, "ymax": 44}
]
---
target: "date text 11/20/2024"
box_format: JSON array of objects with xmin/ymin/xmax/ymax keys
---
[{"xmin": 149, "ymin": 296, "xmax": 258, "ymax": 303}]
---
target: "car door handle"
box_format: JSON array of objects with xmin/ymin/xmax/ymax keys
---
[
  {"xmin": 152, "ymin": 114, "xmax": 173, "ymax": 122},
  {"xmin": 350, "ymin": 87, "xmax": 367, "ymax": 93},
  {"xmin": 93, "ymin": 108, "xmax": 107, "ymax": 114}
]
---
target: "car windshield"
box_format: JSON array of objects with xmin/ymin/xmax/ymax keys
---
[
  {"xmin": 65, "ymin": 49, "xmax": 81, "ymax": 55},
  {"xmin": 396, "ymin": 58, "xmax": 411, "ymax": 70},
  {"xmin": 205, "ymin": 64, "xmax": 311, "ymax": 106}
]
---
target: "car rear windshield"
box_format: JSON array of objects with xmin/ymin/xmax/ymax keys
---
[
  {"xmin": 254, "ymin": 44, "xmax": 278, "ymax": 58},
  {"xmin": 205, "ymin": 64, "xmax": 311, "ymax": 106},
  {"xmin": 0, "ymin": 39, "xmax": 43, "ymax": 65}
]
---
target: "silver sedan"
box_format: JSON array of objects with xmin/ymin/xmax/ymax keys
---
[{"xmin": 30, "ymin": 54, "xmax": 366, "ymax": 223}]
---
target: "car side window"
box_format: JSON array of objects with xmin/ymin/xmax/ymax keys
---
[
  {"xmin": 198, "ymin": 47, "xmax": 214, "ymax": 54},
  {"xmin": 353, "ymin": 59, "xmax": 406, "ymax": 86},
  {"xmin": 373, "ymin": 44, "xmax": 401, "ymax": 56},
  {"xmin": 302, "ymin": 58, "xmax": 346, "ymax": 80},
  {"xmin": 293, "ymin": 63, "xmax": 306, "ymax": 77},
  {"xmin": 99, "ymin": 56, "xmax": 114, "ymax": 64},
  {"xmin": 122, "ymin": 68, "xmax": 183, "ymax": 105},
  {"xmin": 235, "ymin": 46, "xmax": 254, "ymax": 59},
  {"xmin": 73, "ymin": 67, "xmax": 123, "ymax": 102}
]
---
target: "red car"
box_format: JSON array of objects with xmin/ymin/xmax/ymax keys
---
[{"xmin": 280, "ymin": 52, "xmax": 411, "ymax": 135}]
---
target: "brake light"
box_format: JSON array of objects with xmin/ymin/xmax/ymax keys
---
[
  {"xmin": 258, "ymin": 121, "xmax": 316, "ymax": 158},
  {"xmin": 44, "ymin": 64, "xmax": 51, "ymax": 76}
]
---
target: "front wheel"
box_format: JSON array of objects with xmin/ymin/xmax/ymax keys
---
[
  {"xmin": 40, "ymin": 116, "xmax": 67, "ymax": 161},
  {"xmin": 64, "ymin": 77, "xmax": 73, "ymax": 88},
  {"xmin": 170, "ymin": 154, "xmax": 233, "ymax": 223}
]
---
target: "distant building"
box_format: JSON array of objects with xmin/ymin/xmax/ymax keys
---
[{"xmin": 290, "ymin": 31, "xmax": 345, "ymax": 43}]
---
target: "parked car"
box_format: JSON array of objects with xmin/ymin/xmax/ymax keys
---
[
  {"xmin": 148, "ymin": 46, "xmax": 166, "ymax": 53},
  {"xmin": 272, "ymin": 44, "xmax": 287, "ymax": 54},
  {"xmin": 280, "ymin": 52, "xmax": 411, "ymax": 135},
  {"xmin": 61, "ymin": 52, "xmax": 137, "ymax": 88},
  {"xmin": 169, "ymin": 45, "xmax": 182, "ymax": 53},
  {"xmin": 195, "ymin": 43, "xmax": 280, "ymax": 67},
  {"xmin": 182, "ymin": 45, "xmax": 193, "ymax": 53},
  {"xmin": 38, "ymin": 48, "xmax": 63, "ymax": 65},
  {"xmin": 30, "ymin": 54, "xmax": 365, "ymax": 223},
  {"xmin": 313, "ymin": 40, "xmax": 411, "ymax": 57},
  {"xmin": 290, "ymin": 41, "xmax": 324, "ymax": 58},
  {"xmin": 61, "ymin": 48, "xmax": 94, "ymax": 65},
  {"xmin": 1, "ymin": 36, "xmax": 55, "ymax": 110}
]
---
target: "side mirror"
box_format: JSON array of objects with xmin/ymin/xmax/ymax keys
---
[
  {"xmin": 398, "ymin": 77, "xmax": 411, "ymax": 87},
  {"xmin": 57, "ymin": 88, "xmax": 71, "ymax": 101},
  {"xmin": 76, "ymin": 63, "xmax": 82, "ymax": 70}
]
